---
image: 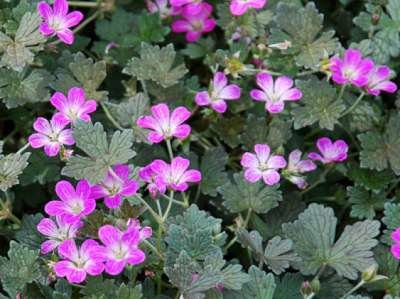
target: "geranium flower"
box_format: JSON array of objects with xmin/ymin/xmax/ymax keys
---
[
  {"xmin": 308, "ymin": 137, "xmax": 348, "ymax": 164},
  {"xmin": 137, "ymin": 103, "xmax": 191, "ymax": 143},
  {"xmin": 171, "ymin": 3, "xmax": 216, "ymax": 42},
  {"xmin": 391, "ymin": 228, "xmax": 400, "ymax": 260},
  {"xmin": 150, "ymin": 157, "xmax": 202, "ymax": 192},
  {"xmin": 54, "ymin": 239, "xmax": 104, "ymax": 284},
  {"xmin": 195, "ymin": 72, "xmax": 241, "ymax": 113},
  {"xmin": 365, "ymin": 65, "xmax": 398, "ymax": 96},
  {"xmin": 240, "ymin": 144, "xmax": 286, "ymax": 185},
  {"xmin": 45, "ymin": 180, "xmax": 96, "ymax": 224},
  {"xmin": 139, "ymin": 165, "xmax": 167, "ymax": 198},
  {"xmin": 250, "ymin": 73, "xmax": 302, "ymax": 114},
  {"xmin": 230, "ymin": 0, "xmax": 267, "ymax": 16},
  {"xmin": 28, "ymin": 115, "xmax": 74, "ymax": 157},
  {"xmin": 170, "ymin": 0, "xmax": 203, "ymax": 15},
  {"xmin": 330, "ymin": 48, "xmax": 374, "ymax": 87},
  {"xmin": 97, "ymin": 222, "xmax": 151, "ymax": 275},
  {"xmin": 37, "ymin": 0, "xmax": 84, "ymax": 45},
  {"xmin": 37, "ymin": 216, "xmax": 83, "ymax": 254},
  {"xmin": 146, "ymin": 0, "xmax": 181, "ymax": 18},
  {"xmin": 50, "ymin": 87, "xmax": 97, "ymax": 125},
  {"xmin": 284, "ymin": 150, "xmax": 317, "ymax": 189},
  {"xmin": 90, "ymin": 164, "xmax": 139, "ymax": 209}
]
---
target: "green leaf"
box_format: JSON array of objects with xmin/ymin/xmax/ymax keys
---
[
  {"xmin": 199, "ymin": 147, "xmax": 228, "ymax": 197},
  {"xmin": 373, "ymin": 245, "xmax": 400, "ymax": 296},
  {"xmin": 15, "ymin": 213, "xmax": 44, "ymax": 250},
  {"xmin": 62, "ymin": 121, "xmax": 136, "ymax": 184},
  {"xmin": 211, "ymin": 115, "xmax": 244, "ymax": 148},
  {"xmin": 283, "ymin": 203, "xmax": 380, "ymax": 280},
  {"xmin": 292, "ymin": 78, "xmax": 345, "ymax": 130},
  {"xmin": 347, "ymin": 165, "xmax": 394, "ymax": 192},
  {"xmin": 0, "ymin": 151, "xmax": 30, "ymax": 191},
  {"xmin": 316, "ymin": 272, "xmax": 353, "ymax": 299},
  {"xmin": 218, "ymin": 173, "xmax": 282, "ymax": 214},
  {"xmin": 114, "ymin": 283, "xmax": 143, "ymax": 299},
  {"xmin": 346, "ymin": 296, "xmax": 371, "ymax": 299},
  {"xmin": 0, "ymin": 68, "xmax": 50, "ymax": 108},
  {"xmin": 358, "ymin": 113, "xmax": 400, "ymax": 175},
  {"xmin": 274, "ymin": 273, "xmax": 303, "ymax": 299},
  {"xmin": 181, "ymin": 37, "xmax": 215, "ymax": 59},
  {"xmin": 382, "ymin": 202, "xmax": 400, "ymax": 245},
  {"xmin": 81, "ymin": 276, "xmax": 117, "ymax": 298},
  {"xmin": 347, "ymin": 186, "xmax": 386, "ymax": 219},
  {"xmin": 263, "ymin": 236, "xmax": 298, "ymax": 275},
  {"xmin": 20, "ymin": 151, "xmax": 60, "ymax": 186},
  {"xmin": 0, "ymin": 241, "xmax": 40, "ymax": 298},
  {"xmin": 0, "ymin": 12, "xmax": 45, "ymax": 71},
  {"xmin": 123, "ymin": 43, "xmax": 188, "ymax": 88},
  {"xmin": 270, "ymin": 2, "xmax": 338, "ymax": 69}
]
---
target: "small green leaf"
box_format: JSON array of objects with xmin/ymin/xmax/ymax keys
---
[
  {"xmin": 347, "ymin": 186, "xmax": 386, "ymax": 220},
  {"xmin": 211, "ymin": 115, "xmax": 244, "ymax": 148},
  {"xmin": 0, "ymin": 151, "xmax": 30, "ymax": 191},
  {"xmin": 20, "ymin": 151, "xmax": 60, "ymax": 186},
  {"xmin": 274, "ymin": 273, "xmax": 303, "ymax": 299},
  {"xmin": 347, "ymin": 165, "xmax": 394, "ymax": 192},
  {"xmin": 15, "ymin": 213, "xmax": 44, "ymax": 250},
  {"xmin": 200, "ymin": 147, "xmax": 228, "ymax": 197},
  {"xmin": 264, "ymin": 236, "xmax": 298, "ymax": 275}
]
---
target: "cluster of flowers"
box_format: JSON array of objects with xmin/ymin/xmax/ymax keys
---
[{"xmin": 392, "ymin": 228, "xmax": 400, "ymax": 260}]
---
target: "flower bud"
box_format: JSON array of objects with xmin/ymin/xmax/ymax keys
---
[{"xmin": 361, "ymin": 264, "xmax": 387, "ymax": 283}]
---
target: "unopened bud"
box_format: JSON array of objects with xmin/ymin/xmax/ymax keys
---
[
  {"xmin": 300, "ymin": 281, "xmax": 313, "ymax": 297},
  {"xmin": 362, "ymin": 264, "xmax": 387, "ymax": 283}
]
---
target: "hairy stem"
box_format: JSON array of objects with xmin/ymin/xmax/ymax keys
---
[
  {"xmin": 166, "ymin": 139, "xmax": 174, "ymax": 162},
  {"xmin": 340, "ymin": 92, "xmax": 366, "ymax": 118},
  {"xmin": 301, "ymin": 165, "xmax": 334, "ymax": 195},
  {"xmin": 68, "ymin": 1, "xmax": 100, "ymax": 7},
  {"xmin": 100, "ymin": 102, "xmax": 124, "ymax": 130},
  {"xmin": 142, "ymin": 239, "xmax": 164, "ymax": 260},
  {"xmin": 338, "ymin": 280, "xmax": 365, "ymax": 299},
  {"xmin": 16, "ymin": 143, "xmax": 30, "ymax": 155},
  {"xmin": 224, "ymin": 208, "xmax": 252, "ymax": 252},
  {"xmin": 162, "ymin": 191, "xmax": 174, "ymax": 221}
]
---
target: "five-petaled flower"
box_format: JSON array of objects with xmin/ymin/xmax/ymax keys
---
[
  {"xmin": 37, "ymin": 215, "xmax": 83, "ymax": 254},
  {"xmin": 150, "ymin": 157, "xmax": 202, "ymax": 192},
  {"xmin": 195, "ymin": 72, "xmax": 241, "ymax": 113},
  {"xmin": 171, "ymin": 2, "xmax": 216, "ymax": 42},
  {"xmin": 283, "ymin": 150, "xmax": 317, "ymax": 189},
  {"xmin": 50, "ymin": 87, "xmax": 97, "ymax": 125},
  {"xmin": 230, "ymin": 0, "xmax": 267, "ymax": 16},
  {"xmin": 37, "ymin": 0, "xmax": 84, "ymax": 45},
  {"xmin": 240, "ymin": 144, "xmax": 286, "ymax": 185},
  {"xmin": 90, "ymin": 164, "xmax": 139, "ymax": 209},
  {"xmin": 391, "ymin": 228, "xmax": 400, "ymax": 260},
  {"xmin": 97, "ymin": 222, "xmax": 151, "ymax": 275},
  {"xmin": 29, "ymin": 115, "xmax": 75, "ymax": 157},
  {"xmin": 308, "ymin": 137, "xmax": 348, "ymax": 164},
  {"xmin": 45, "ymin": 180, "xmax": 96, "ymax": 224},
  {"xmin": 365, "ymin": 65, "xmax": 398, "ymax": 96},
  {"xmin": 137, "ymin": 103, "xmax": 191, "ymax": 143},
  {"xmin": 54, "ymin": 239, "xmax": 104, "ymax": 284},
  {"xmin": 250, "ymin": 73, "xmax": 302, "ymax": 114},
  {"xmin": 330, "ymin": 48, "xmax": 374, "ymax": 87}
]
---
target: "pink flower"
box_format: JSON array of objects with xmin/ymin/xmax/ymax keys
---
[
  {"xmin": 171, "ymin": 3, "xmax": 216, "ymax": 42},
  {"xmin": 37, "ymin": 216, "xmax": 83, "ymax": 254},
  {"xmin": 137, "ymin": 103, "xmax": 191, "ymax": 143},
  {"xmin": 146, "ymin": 0, "xmax": 181, "ymax": 18},
  {"xmin": 240, "ymin": 144, "xmax": 286, "ymax": 185},
  {"xmin": 308, "ymin": 137, "xmax": 348, "ymax": 164},
  {"xmin": 330, "ymin": 48, "xmax": 374, "ymax": 87},
  {"xmin": 37, "ymin": 0, "xmax": 83, "ymax": 45},
  {"xmin": 284, "ymin": 150, "xmax": 317, "ymax": 189},
  {"xmin": 54, "ymin": 239, "xmax": 104, "ymax": 284},
  {"xmin": 150, "ymin": 157, "xmax": 202, "ymax": 192},
  {"xmin": 90, "ymin": 164, "xmax": 139, "ymax": 209},
  {"xmin": 97, "ymin": 222, "xmax": 151, "ymax": 275},
  {"xmin": 391, "ymin": 228, "xmax": 400, "ymax": 260},
  {"xmin": 50, "ymin": 87, "xmax": 97, "ymax": 125},
  {"xmin": 170, "ymin": 0, "xmax": 203, "ymax": 15},
  {"xmin": 250, "ymin": 73, "xmax": 302, "ymax": 114},
  {"xmin": 28, "ymin": 115, "xmax": 74, "ymax": 157},
  {"xmin": 195, "ymin": 72, "xmax": 241, "ymax": 113},
  {"xmin": 45, "ymin": 180, "xmax": 96, "ymax": 224},
  {"xmin": 230, "ymin": 0, "xmax": 267, "ymax": 16},
  {"xmin": 139, "ymin": 165, "xmax": 167, "ymax": 198},
  {"xmin": 365, "ymin": 65, "xmax": 398, "ymax": 96}
]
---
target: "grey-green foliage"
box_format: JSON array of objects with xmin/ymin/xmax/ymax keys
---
[
  {"xmin": 347, "ymin": 186, "xmax": 386, "ymax": 220},
  {"xmin": 199, "ymin": 147, "xmax": 228, "ymax": 197},
  {"xmin": 0, "ymin": 241, "xmax": 41, "ymax": 298},
  {"xmin": 123, "ymin": 43, "xmax": 188, "ymax": 88},
  {"xmin": 0, "ymin": 150, "xmax": 30, "ymax": 191},
  {"xmin": 269, "ymin": 2, "xmax": 338, "ymax": 69},
  {"xmin": 62, "ymin": 121, "xmax": 136, "ymax": 184},
  {"xmin": 292, "ymin": 78, "xmax": 345, "ymax": 130},
  {"xmin": 15, "ymin": 213, "xmax": 44, "ymax": 250},
  {"xmin": 373, "ymin": 245, "xmax": 400, "ymax": 296},
  {"xmin": 218, "ymin": 173, "xmax": 282, "ymax": 214},
  {"xmin": 282, "ymin": 203, "xmax": 380, "ymax": 280}
]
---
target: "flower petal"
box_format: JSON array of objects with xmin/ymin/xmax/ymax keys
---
[
  {"xmin": 98, "ymin": 225, "xmax": 120, "ymax": 246},
  {"xmin": 54, "ymin": 0, "xmax": 69, "ymax": 15},
  {"xmin": 316, "ymin": 137, "xmax": 333, "ymax": 155},
  {"xmin": 268, "ymin": 155, "xmax": 287, "ymax": 169},
  {"xmin": 195, "ymin": 91, "xmax": 211, "ymax": 106},
  {"xmin": 56, "ymin": 180, "xmax": 76, "ymax": 203},
  {"xmin": 57, "ymin": 29, "xmax": 74, "ymax": 45},
  {"xmin": 29, "ymin": 133, "xmax": 49, "ymax": 148},
  {"xmin": 274, "ymin": 76, "xmax": 294, "ymax": 95},
  {"xmin": 37, "ymin": 1, "xmax": 53, "ymax": 19},
  {"xmin": 250, "ymin": 89, "xmax": 267, "ymax": 102},
  {"xmin": 37, "ymin": 218, "xmax": 58, "ymax": 237},
  {"xmin": 104, "ymin": 196, "xmax": 122, "ymax": 209},
  {"xmin": 171, "ymin": 20, "xmax": 191, "ymax": 33},
  {"xmin": 218, "ymin": 85, "xmax": 241, "ymax": 100},
  {"xmin": 244, "ymin": 168, "xmax": 262, "ymax": 183},
  {"xmin": 211, "ymin": 100, "xmax": 228, "ymax": 113},
  {"xmin": 127, "ymin": 249, "xmax": 146, "ymax": 265},
  {"xmin": 173, "ymin": 124, "xmax": 191, "ymax": 140},
  {"xmin": 240, "ymin": 152, "xmax": 258, "ymax": 168},
  {"xmin": 171, "ymin": 106, "xmax": 191, "ymax": 126},
  {"xmin": 262, "ymin": 170, "xmax": 281, "ymax": 185},
  {"xmin": 58, "ymin": 239, "xmax": 78, "ymax": 260},
  {"xmin": 254, "ymin": 144, "xmax": 270, "ymax": 164},
  {"xmin": 41, "ymin": 240, "xmax": 59, "ymax": 254},
  {"xmin": 33, "ymin": 117, "xmax": 52, "ymax": 135},
  {"xmin": 256, "ymin": 73, "xmax": 274, "ymax": 94},
  {"xmin": 45, "ymin": 200, "xmax": 66, "ymax": 216},
  {"xmin": 65, "ymin": 11, "xmax": 84, "ymax": 27},
  {"xmin": 105, "ymin": 260, "xmax": 126, "ymax": 275},
  {"xmin": 213, "ymin": 72, "xmax": 228, "ymax": 94},
  {"xmin": 265, "ymin": 100, "xmax": 285, "ymax": 114}
]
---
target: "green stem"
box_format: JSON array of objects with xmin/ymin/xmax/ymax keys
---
[
  {"xmin": 162, "ymin": 191, "xmax": 174, "ymax": 221},
  {"xmin": 140, "ymin": 80, "xmax": 149, "ymax": 100},
  {"xmin": 338, "ymin": 281, "xmax": 365, "ymax": 299},
  {"xmin": 142, "ymin": 239, "xmax": 164, "ymax": 260},
  {"xmin": 166, "ymin": 139, "xmax": 174, "ymax": 161},
  {"xmin": 250, "ymin": 68, "xmax": 283, "ymax": 76},
  {"xmin": 385, "ymin": 178, "xmax": 400, "ymax": 197},
  {"xmin": 160, "ymin": 193, "xmax": 186, "ymax": 207},
  {"xmin": 340, "ymin": 92, "xmax": 366, "ymax": 118},
  {"xmin": 224, "ymin": 209, "xmax": 252, "ymax": 252},
  {"xmin": 301, "ymin": 165, "xmax": 334, "ymax": 195},
  {"xmin": 68, "ymin": 1, "xmax": 100, "ymax": 7},
  {"xmin": 136, "ymin": 195, "xmax": 163, "ymax": 225},
  {"xmin": 338, "ymin": 84, "xmax": 347, "ymax": 102},
  {"xmin": 156, "ymin": 200, "xmax": 163, "ymax": 216},
  {"xmin": 16, "ymin": 143, "xmax": 30, "ymax": 155},
  {"xmin": 100, "ymin": 102, "xmax": 124, "ymax": 130}
]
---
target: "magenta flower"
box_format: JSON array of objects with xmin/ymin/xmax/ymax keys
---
[
  {"xmin": 308, "ymin": 137, "xmax": 348, "ymax": 164},
  {"xmin": 230, "ymin": 0, "xmax": 267, "ymax": 16},
  {"xmin": 240, "ymin": 144, "xmax": 286, "ymax": 185},
  {"xmin": 37, "ymin": 0, "xmax": 83, "ymax": 45},
  {"xmin": 50, "ymin": 87, "xmax": 97, "ymax": 125},
  {"xmin": 28, "ymin": 115, "xmax": 74, "ymax": 157},
  {"xmin": 54, "ymin": 239, "xmax": 104, "ymax": 284},
  {"xmin": 139, "ymin": 165, "xmax": 167, "ymax": 198},
  {"xmin": 137, "ymin": 103, "xmax": 191, "ymax": 144},
  {"xmin": 330, "ymin": 48, "xmax": 374, "ymax": 87},
  {"xmin": 365, "ymin": 65, "xmax": 398, "ymax": 96},
  {"xmin": 150, "ymin": 157, "xmax": 202, "ymax": 192},
  {"xmin": 90, "ymin": 164, "xmax": 139, "ymax": 209},
  {"xmin": 170, "ymin": 0, "xmax": 204, "ymax": 15},
  {"xmin": 97, "ymin": 223, "xmax": 151, "ymax": 275},
  {"xmin": 250, "ymin": 73, "xmax": 302, "ymax": 114},
  {"xmin": 391, "ymin": 228, "xmax": 400, "ymax": 260},
  {"xmin": 195, "ymin": 72, "xmax": 241, "ymax": 113},
  {"xmin": 37, "ymin": 216, "xmax": 83, "ymax": 254},
  {"xmin": 284, "ymin": 150, "xmax": 317, "ymax": 189},
  {"xmin": 45, "ymin": 180, "xmax": 96, "ymax": 224},
  {"xmin": 146, "ymin": 0, "xmax": 181, "ymax": 18},
  {"xmin": 171, "ymin": 3, "xmax": 216, "ymax": 42}
]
